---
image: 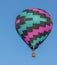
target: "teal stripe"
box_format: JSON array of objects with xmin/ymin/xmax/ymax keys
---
[
  {"xmin": 33, "ymin": 15, "xmax": 40, "ymax": 21},
  {"xmin": 18, "ymin": 15, "xmax": 47, "ymax": 34},
  {"xmin": 18, "ymin": 20, "xmax": 40, "ymax": 34},
  {"xmin": 20, "ymin": 12, "xmax": 33, "ymax": 17},
  {"xmin": 20, "ymin": 12, "xmax": 47, "ymax": 22},
  {"xmin": 40, "ymin": 18, "xmax": 47, "ymax": 22},
  {"xmin": 33, "ymin": 15, "xmax": 47, "ymax": 22},
  {"xmin": 20, "ymin": 12, "xmax": 27, "ymax": 17},
  {"xmin": 31, "ymin": 35, "xmax": 47, "ymax": 47},
  {"xmin": 26, "ymin": 13, "xmax": 33, "ymax": 18}
]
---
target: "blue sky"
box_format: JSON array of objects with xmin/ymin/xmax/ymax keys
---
[{"xmin": 0, "ymin": 0, "xmax": 57, "ymax": 65}]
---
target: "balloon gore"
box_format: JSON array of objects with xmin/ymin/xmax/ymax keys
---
[{"xmin": 15, "ymin": 8, "xmax": 53, "ymax": 50}]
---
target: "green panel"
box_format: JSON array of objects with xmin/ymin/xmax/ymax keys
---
[
  {"xmin": 33, "ymin": 15, "xmax": 40, "ymax": 22},
  {"xmin": 20, "ymin": 12, "xmax": 27, "ymax": 17},
  {"xmin": 18, "ymin": 13, "xmax": 47, "ymax": 34},
  {"xmin": 26, "ymin": 13, "xmax": 33, "ymax": 18},
  {"xmin": 40, "ymin": 18, "xmax": 47, "ymax": 22},
  {"xmin": 18, "ymin": 20, "xmax": 41, "ymax": 34},
  {"xmin": 31, "ymin": 35, "xmax": 47, "ymax": 47},
  {"xmin": 18, "ymin": 25, "xmax": 26, "ymax": 34}
]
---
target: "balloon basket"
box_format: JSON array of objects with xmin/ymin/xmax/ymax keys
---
[{"xmin": 32, "ymin": 52, "xmax": 36, "ymax": 57}]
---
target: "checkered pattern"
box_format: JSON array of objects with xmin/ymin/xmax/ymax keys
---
[{"xmin": 15, "ymin": 8, "xmax": 53, "ymax": 50}]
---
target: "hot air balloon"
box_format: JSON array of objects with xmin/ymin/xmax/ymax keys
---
[{"xmin": 15, "ymin": 8, "xmax": 53, "ymax": 57}]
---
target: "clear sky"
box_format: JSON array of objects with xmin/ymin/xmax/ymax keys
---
[{"xmin": 0, "ymin": 0, "xmax": 57, "ymax": 65}]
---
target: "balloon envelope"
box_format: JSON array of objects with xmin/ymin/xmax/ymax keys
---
[{"xmin": 15, "ymin": 8, "xmax": 53, "ymax": 50}]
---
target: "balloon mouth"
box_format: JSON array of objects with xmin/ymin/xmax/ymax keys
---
[{"xmin": 32, "ymin": 47, "xmax": 35, "ymax": 51}]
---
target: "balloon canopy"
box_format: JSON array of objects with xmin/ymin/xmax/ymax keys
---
[{"xmin": 15, "ymin": 8, "xmax": 53, "ymax": 51}]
